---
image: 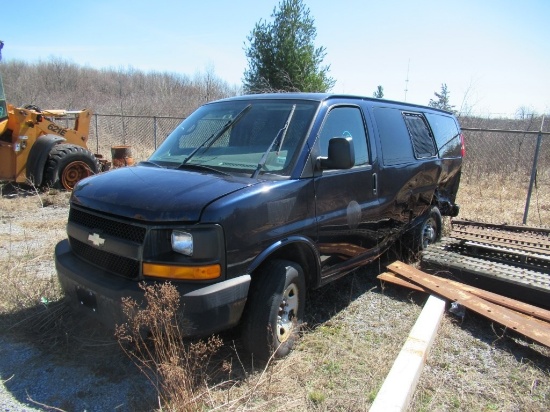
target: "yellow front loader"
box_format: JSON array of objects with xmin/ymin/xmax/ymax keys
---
[
  {"xmin": 0, "ymin": 41, "xmax": 106, "ymax": 190},
  {"xmin": 0, "ymin": 103, "xmax": 104, "ymax": 190}
]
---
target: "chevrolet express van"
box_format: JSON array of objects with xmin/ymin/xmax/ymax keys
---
[{"xmin": 55, "ymin": 93, "xmax": 463, "ymax": 360}]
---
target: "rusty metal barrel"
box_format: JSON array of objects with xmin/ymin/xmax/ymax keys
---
[{"xmin": 111, "ymin": 145, "xmax": 134, "ymax": 168}]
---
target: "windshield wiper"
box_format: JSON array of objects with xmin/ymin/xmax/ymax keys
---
[
  {"xmin": 138, "ymin": 160, "xmax": 164, "ymax": 168},
  {"xmin": 251, "ymin": 104, "xmax": 296, "ymax": 178},
  {"xmin": 177, "ymin": 163, "xmax": 229, "ymax": 175},
  {"xmin": 181, "ymin": 104, "xmax": 252, "ymax": 165}
]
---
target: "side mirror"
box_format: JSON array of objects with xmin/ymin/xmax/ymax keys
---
[{"xmin": 317, "ymin": 136, "xmax": 355, "ymax": 170}]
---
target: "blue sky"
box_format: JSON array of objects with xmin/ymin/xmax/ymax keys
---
[{"xmin": 2, "ymin": 0, "xmax": 549, "ymax": 117}]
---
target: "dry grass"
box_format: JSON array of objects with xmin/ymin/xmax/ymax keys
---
[
  {"xmin": 412, "ymin": 314, "xmax": 550, "ymax": 411},
  {"xmin": 1, "ymin": 177, "xmax": 550, "ymax": 411},
  {"xmin": 202, "ymin": 269, "xmax": 427, "ymax": 411},
  {"xmin": 457, "ymin": 173, "xmax": 550, "ymax": 227},
  {"xmin": 0, "ymin": 186, "xmax": 70, "ymax": 316},
  {"xmin": 115, "ymin": 282, "xmax": 223, "ymax": 411}
]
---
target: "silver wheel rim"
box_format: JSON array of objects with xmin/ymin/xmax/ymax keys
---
[
  {"xmin": 277, "ymin": 283, "xmax": 299, "ymax": 343},
  {"xmin": 422, "ymin": 217, "xmax": 437, "ymax": 249}
]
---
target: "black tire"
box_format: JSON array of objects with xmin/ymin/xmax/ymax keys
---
[
  {"xmin": 241, "ymin": 259, "xmax": 306, "ymax": 361},
  {"xmin": 412, "ymin": 206, "xmax": 442, "ymax": 251},
  {"xmin": 43, "ymin": 144, "xmax": 100, "ymax": 190},
  {"xmin": 24, "ymin": 104, "xmax": 41, "ymax": 112}
]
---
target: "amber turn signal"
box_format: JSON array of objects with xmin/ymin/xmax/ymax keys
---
[{"xmin": 143, "ymin": 263, "xmax": 221, "ymax": 280}]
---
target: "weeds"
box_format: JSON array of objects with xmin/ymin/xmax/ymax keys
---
[
  {"xmin": 457, "ymin": 173, "xmax": 550, "ymax": 226},
  {"xmin": 115, "ymin": 282, "xmax": 222, "ymax": 411},
  {"xmin": 0, "ymin": 186, "xmax": 68, "ymax": 318}
]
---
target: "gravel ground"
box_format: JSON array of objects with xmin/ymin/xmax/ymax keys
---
[
  {"xmin": 0, "ymin": 193, "xmax": 155, "ymax": 411},
  {"xmin": 0, "ymin": 334, "xmax": 154, "ymax": 412}
]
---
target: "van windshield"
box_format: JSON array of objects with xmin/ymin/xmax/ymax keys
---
[{"xmin": 149, "ymin": 99, "xmax": 318, "ymax": 177}]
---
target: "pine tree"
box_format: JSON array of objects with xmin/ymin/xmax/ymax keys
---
[
  {"xmin": 373, "ymin": 85, "xmax": 384, "ymax": 98},
  {"xmin": 243, "ymin": 0, "xmax": 334, "ymax": 93},
  {"xmin": 429, "ymin": 83, "xmax": 455, "ymax": 112}
]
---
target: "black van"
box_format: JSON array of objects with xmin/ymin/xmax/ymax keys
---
[{"xmin": 55, "ymin": 93, "xmax": 463, "ymax": 360}]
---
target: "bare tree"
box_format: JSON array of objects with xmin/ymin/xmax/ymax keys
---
[{"xmin": 1, "ymin": 58, "xmax": 238, "ymax": 116}]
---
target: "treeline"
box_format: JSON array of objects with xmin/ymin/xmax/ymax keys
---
[
  {"xmin": 1, "ymin": 58, "xmax": 241, "ymax": 117},
  {"xmin": 1, "ymin": 58, "xmax": 547, "ymax": 133}
]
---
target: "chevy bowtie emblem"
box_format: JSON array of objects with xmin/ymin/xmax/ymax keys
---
[{"xmin": 88, "ymin": 233, "xmax": 105, "ymax": 247}]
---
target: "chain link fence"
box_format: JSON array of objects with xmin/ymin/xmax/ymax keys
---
[
  {"xmin": 87, "ymin": 114, "xmax": 184, "ymax": 163},
  {"xmin": 84, "ymin": 113, "xmax": 550, "ymax": 227},
  {"xmin": 458, "ymin": 116, "xmax": 549, "ymax": 226}
]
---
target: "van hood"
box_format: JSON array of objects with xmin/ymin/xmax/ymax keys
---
[{"xmin": 71, "ymin": 165, "xmax": 255, "ymax": 222}]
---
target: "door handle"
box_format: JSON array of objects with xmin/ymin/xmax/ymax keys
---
[{"xmin": 373, "ymin": 173, "xmax": 377, "ymax": 195}]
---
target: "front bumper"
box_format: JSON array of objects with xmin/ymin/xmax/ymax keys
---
[{"xmin": 55, "ymin": 240, "xmax": 250, "ymax": 336}]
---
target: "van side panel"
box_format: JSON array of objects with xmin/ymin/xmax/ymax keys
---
[
  {"xmin": 425, "ymin": 112, "xmax": 463, "ymax": 209},
  {"xmin": 201, "ymin": 179, "xmax": 317, "ymax": 279},
  {"xmin": 370, "ymin": 106, "xmax": 441, "ymax": 223}
]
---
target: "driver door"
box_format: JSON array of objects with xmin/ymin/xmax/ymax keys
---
[{"xmin": 314, "ymin": 105, "xmax": 382, "ymax": 283}]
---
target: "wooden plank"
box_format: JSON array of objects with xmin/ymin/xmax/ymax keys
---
[
  {"xmin": 386, "ymin": 261, "xmax": 550, "ymax": 348},
  {"xmin": 378, "ymin": 272, "xmax": 429, "ymax": 293},
  {"xmin": 369, "ymin": 295, "xmax": 446, "ymax": 412},
  {"xmin": 381, "ymin": 267, "xmax": 550, "ymax": 323},
  {"xmin": 445, "ymin": 277, "xmax": 550, "ymax": 323}
]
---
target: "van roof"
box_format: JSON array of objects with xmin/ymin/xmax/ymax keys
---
[{"xmin": 216, "ymin": 93, "xmax": 455, "ymax": 115}]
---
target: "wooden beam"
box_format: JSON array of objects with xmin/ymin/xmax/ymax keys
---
[
  {"xmin": 378, "ymin": 269, "xmax": 550, "ymax": 323},
  {"xmin": 386, "ymin": 261, "xmax": 550, "ymax": 348},
  {"xmin": 378, "ymin": 271, "xmax": 428, "ymax": 293},
  {"xmin": 369, "ymin": 295, "xmax": 446, "ymax": 412}
]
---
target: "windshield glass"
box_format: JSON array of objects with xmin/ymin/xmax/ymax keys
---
[{"xmin": 149, "ymin": 99, "xmax": 318, "ymax": 177}]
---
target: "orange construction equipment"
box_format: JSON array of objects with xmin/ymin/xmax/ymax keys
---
[{"xmin": 0, "ymin": 40, "xmax": 107, "ymax": 190}]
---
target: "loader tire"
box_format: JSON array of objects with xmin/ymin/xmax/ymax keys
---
[
  {"xmin": 24, "ymin": 104, "xmax": 42, "ymax": 112},
  {"xmin": 44, "ymin": 144, "xmax": 100, "ymax": 190}
]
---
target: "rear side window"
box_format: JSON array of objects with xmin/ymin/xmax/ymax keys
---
[
  {"xmin": 402, "ymin": 112, "xmax": 436, "ymax": 158},
  {"xmin": 373, "ymin": 107, "xmax": 415, "ymax": 166},
  {"xmin": 425, "ymin": 113, "xmax": 462, "ymax": 158}
]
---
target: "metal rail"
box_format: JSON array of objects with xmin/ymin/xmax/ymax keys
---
[
  {"xmin": 421, "ymin": 221, "xmax": 550, "ymax": 308},
  {"xmin": 451, "ymin": 226, "xmax": 550, "ymax": 256}
]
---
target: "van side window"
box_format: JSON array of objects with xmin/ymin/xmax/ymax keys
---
[
  {"xmin": 425, "ymin": 113, "xmax": 462, "ymax": 158},
  {"xmin": 402, "ymin": 112, "xmax": 437, "ymax": 158},
  {"xmin": 319, "ymin": 107, "xmax": 369, "ymax": 167},
  {"xmin": 372, "ymin": 107, "xmax": 415, "ymax": 166}
]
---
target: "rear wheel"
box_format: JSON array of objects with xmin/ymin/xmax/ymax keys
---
[
  {"xmin": 414, "ymin": 206, "xmax": 442, "ymax": 251},
  {"xmin": 44, "ymin": 144, "xmax": 100, "ymax": 190},
  {"xmin": 241, "ymin": 259, "xmax": 305, "ymax": 361}
]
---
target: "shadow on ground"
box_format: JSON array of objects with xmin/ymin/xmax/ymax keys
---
[{"xmin": 0, "ymin": 303, "xmax": 157, "ymax": 411}]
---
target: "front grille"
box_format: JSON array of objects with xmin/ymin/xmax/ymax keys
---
[
  {"xmin": 69, "ymin": 207, "xmax": 146, "ymax": 243},
  {"xmin": 69, "ymin": 206, "xmax": 145, "ymax": 279},
  {"xmin": 70, "ymin": 237, "xmax": 140, "ymax": 279}
]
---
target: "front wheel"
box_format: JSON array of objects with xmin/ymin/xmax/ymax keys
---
[
  {"xmin": 44, "ymin": 144, "xmax": 100, "ymax": 190},
  {"xmin": 241, "ymin": 260, "xmax": 305, "ymax": 361}
]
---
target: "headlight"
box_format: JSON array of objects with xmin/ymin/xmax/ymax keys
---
[{"xmin": 171, "ymin": 230, "xmax": 193, "ymax": 256}]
